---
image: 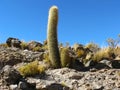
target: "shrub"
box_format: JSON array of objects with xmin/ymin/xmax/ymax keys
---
[
  {"xmin": 41, "ymin": 45, "xmax": 48, "ymax": 50},
  {"xmin": 73, "ymin": 43, "xmax": 84, "ymax": 51},
  {"xmin": 106, "ymin": 34, "xmax": 120, "ymax": 48},
  {"xmin": 18, "ymin": 60, "xmax": 45, "ymax": 77},
  {"xmin": 37, "ymin": 65, "xmax": 46, "ymax": 74},
  {"xmin": 114, "ymin": 46, "xmax": 120, "ymax": 57},
  {"xmin": 76, "ymin": 49, "xmax": 85, "ymax": 58},
  {"xmin": 43, "ymin": 52, "xmax": 51, "ymax": 68},
  {"xmin": 85, "ymin": 42, "xmax": 100, "ymax": 52},
  {"xmin": 0, "ymin": 43, "xmax": 8, "ymax": 48},
  {"xmin": 92, "ymin": 47, "xmax": 115, "ymax": 62},
  {"xmin": 20, "ymin": 42, "xmax": 28, "ymax": 50},
  {"xmin": 32, "ymin": 46, "xmax": 42, "ymax": 52}
]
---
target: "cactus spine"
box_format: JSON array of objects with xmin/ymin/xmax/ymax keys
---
[{"xmin": 47, "ymin": 6, "xmax": 61, "ymax": 68}]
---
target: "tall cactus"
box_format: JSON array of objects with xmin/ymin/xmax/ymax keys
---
[{"xmin": 47, "ymin": 6, "xmax": 61, "ymax": 68}]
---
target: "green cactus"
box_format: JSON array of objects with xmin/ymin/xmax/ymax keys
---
[
  {"xmin": 47, "ymin": 6, "xmax": 61, "ymax": 68},
  {"xmin": 60, "ymin": 47, "xmax": 72, "ymax": 67}
]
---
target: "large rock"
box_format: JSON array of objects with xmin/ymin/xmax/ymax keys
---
[
  {"xmin": 20, "ymin": 50, "xmax": 44, "ymax": 62},
  {"xmin": 27, "ymin": 41, "xmax": 43, "ymax": 51},
  {"xmin": 0, "ymin": 48, "xmax": 23, "ymax": 69},
  {"xmin": 84, "ymin": 60, "xmax": 98, "ymax": 67},
  {"xmin": 17, "ymin": 81, "xmax": 35, "ymax": 90},
  {"xmin": 6, "ymin": 37, "xmax": 21, "ymax": 48},
  {"xmin": 1, "ymin": 65, "xmax": 22, "ymax": 85},
  {"xmin": 111, "ymin": 60, "xmax": 120, "ymax": 69}
]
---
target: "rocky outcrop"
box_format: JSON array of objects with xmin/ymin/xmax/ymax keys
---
[
  {"xmin": 0, "ymin": 65, "xmax": 22, "ymax": 85},
  {"xmin": 0, "ymin": 48, "xmax": 23, "ymax": 69},
  {"xmin": 6, "ymin": 37, "xmax": 21, "ymax": 48},
  {"xmin": 0, "ymin": 47, "xmax": 44, "ymax": 69},
  {"xmin": 25, "ymin": 68, "xmax": 120, "ymax": 90},
  {"xmin": 0, "ymin": 39, "xmax": 120, "ymax": 90},
  {"xmin": 27, "ymin": 41, "xmax": 43, "ymax": 51}
]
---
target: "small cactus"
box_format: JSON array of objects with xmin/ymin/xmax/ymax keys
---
[
  {"xmin": 60, "ymin": 47, "xmax": 72, "ymax": 67},
  {"xmin": 47, "ymin": 6, "xmax": 61, "ymax": 68}
]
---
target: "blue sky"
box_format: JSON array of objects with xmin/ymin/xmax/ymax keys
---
[{"xmin": 0, "ymin": 0, "xmax": 120, "ymax": 46}]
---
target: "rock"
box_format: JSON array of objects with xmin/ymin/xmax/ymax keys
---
[
  {"xmin": 18, "ymin": 81, "xmax": 28, "ymax": 90},
  {"xmin": 0, "ymin": 47, "xmax": 44, "ymax": 69},
  {"xmin": 0, "ymin": 49, "xmax": 23, "ymax": 69},
  {"xmin": 6, "ymin": 37, "xmax": 21, "ymax": 48},
  {"xmin": 85, "ymin": 52, "xmax": 93, "ymax": 60},
  {"xmin": 99, "ymin": 59, "xmax": 112, "ymax": 68},
  {"xmin": 111, "ymin": 60, "xmax": 120, "ymax": 68},
  {"xmin": 0, "ymin": 44, "xmax": 120, "ymax": 90},
  {"xmin": 18, "ymin": 81, "xmax": 35, "ymax": 90},
  {"xmin": 21, "ymin": 50, "xmax": 44, "ymax": 62},
  {"xmin": 68, "ymin": 72, "xmax": 84, "ymax": 80},
  {"xmin": 94, "ymin": 63, "xmax": 110, "ymax": 70},
  {"xmin": 1, "ymin": 65, "xmax": 22, "ymax": 85},
  {"xmin": 84, "ymin": 60, "xmax": 97, "ymax": 67},
  {"xmin": 27, "ymin": 41, "xmax": 43, "ymax": 51},
  {"xmin": 45, "ymin": 83, "xmax": 70, "ymax": 90},
  {"xmin": 115, "ymin": 55, "xmax": 120, "ymax": 60},
  {"xmin": 9, "ymin": 84, "xmax": 18, "ymax": 90},
  {"xmin": 72, "ymin": 59, "xmax": 85, "ymax": 71}
]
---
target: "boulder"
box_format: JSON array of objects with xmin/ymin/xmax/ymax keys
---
[
  {"xmin": 99, "ymin": 59, "xmax": 112, "ymax": 68},
  {"xmin": 84, "ymin": 60, "xmax": 98, "ymax": 67},
  {"xmin": 18, "ymin": 81, "xmax": 35, "ymax": 90},
  {"xmin": 1, "ymin": 65, "xmax": 22, "ymax": 85},
  {"xmin": 27, "ymin": 41, "xmax": 43, "ymax": 51},
  {"xmin": 0, "ymin": 49, "xmax": 23, "ymax": 69},
  {"xmin": 6, "ymin": 37, "xmax": 21, "ymax": 48},
  {"xmin": 45, "ymin": 83, "xmax": 70, "ymax": 90},
  {"xmin": 111, "ymin": 60, "xmax": 120, "ymax": 69}
]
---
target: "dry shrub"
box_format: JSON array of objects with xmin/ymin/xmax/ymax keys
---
[
  {"xmin": 18, "ymin": 60, "xmax": 45, "ymax": 77},
  {"xmin": 0, "ymin": 43, "xmax": 8, "ymax": 48},
  {"xmin": 76, "ymin": 49, "xmax": 85, "ymax": 58},
  {"xmin": 32, "ymin": 46, "xmax": 42, "ymax": 52},
  {"xmin": 92, "ymin": 47, "xmax": 114, "ymax": 62},
  {"xmin": 20, "ymin": 42, "xmax": 28, "ymax": 50},
  {"xmin": 114, "ymin": 46, "xmax": 120, "ymax": 56},
  {"xmin": 43, "ymin": 52, "xmax": 51, "ymax": 68},
  {"xmin": 85, "ymin": 42, "xmax": 100, "ymax": 52}
]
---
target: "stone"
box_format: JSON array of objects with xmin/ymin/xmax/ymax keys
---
[
  {"xmin": 99, "ymin": 59, "xmax": 112, "ymax": 68},
  {"xmin": 45, "ymin": 83, "xmax": 70, "ymax": 90},
  {"xmin": 84, "ymin": 60, "xmax": 97, "ymax": 67},
  {"xmin": 111, "ymin": 60, "xmax": 120, "ymax": 68},
  {"xmin": 9, "ymin": 84, "xmax": 18, "ymax": 90},
  {"xmin": 6, "ymin": 37, "xmax": 21, "ymax": 48},
  {"xmin": 0, "ymin": 49, "xmax": 23, "ymax": 69},
  {"xmin": 27, "ymin": 41, "xmax": 43, "ymax": 51},
  {"xmin": 1, "ymin": 65, "xmax": 22, "ymax": 85},
  {"xmin": 18, "ymin": 81, "xmax": 35, "ymax": 90}
]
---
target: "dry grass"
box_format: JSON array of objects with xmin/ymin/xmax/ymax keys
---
[
  {"xmin": 18, "ymin": 60, "xmax": 45, "ymax": 77},
  {"xmin": 114, "ymin": 46, "xmax": 120, "ymax": 56},
  {"xmin": 85, "ymin": 42, "xmax": 100, "ymax": 52},
  {"xmin": 76, "ymin": 49, "xmax": 85, "ymax": 58},
  {"xmin": 20, "ymin": 42, "xmax": 28, "ymax": 50},
  {"xmin": 92, "ymin": 47, "xmax": 114, "ymax": 62}
]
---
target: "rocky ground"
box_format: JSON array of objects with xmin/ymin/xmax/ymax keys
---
[{"xmin": 0, "ymin": 38, "xmax": 120, "ymax": 90}]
